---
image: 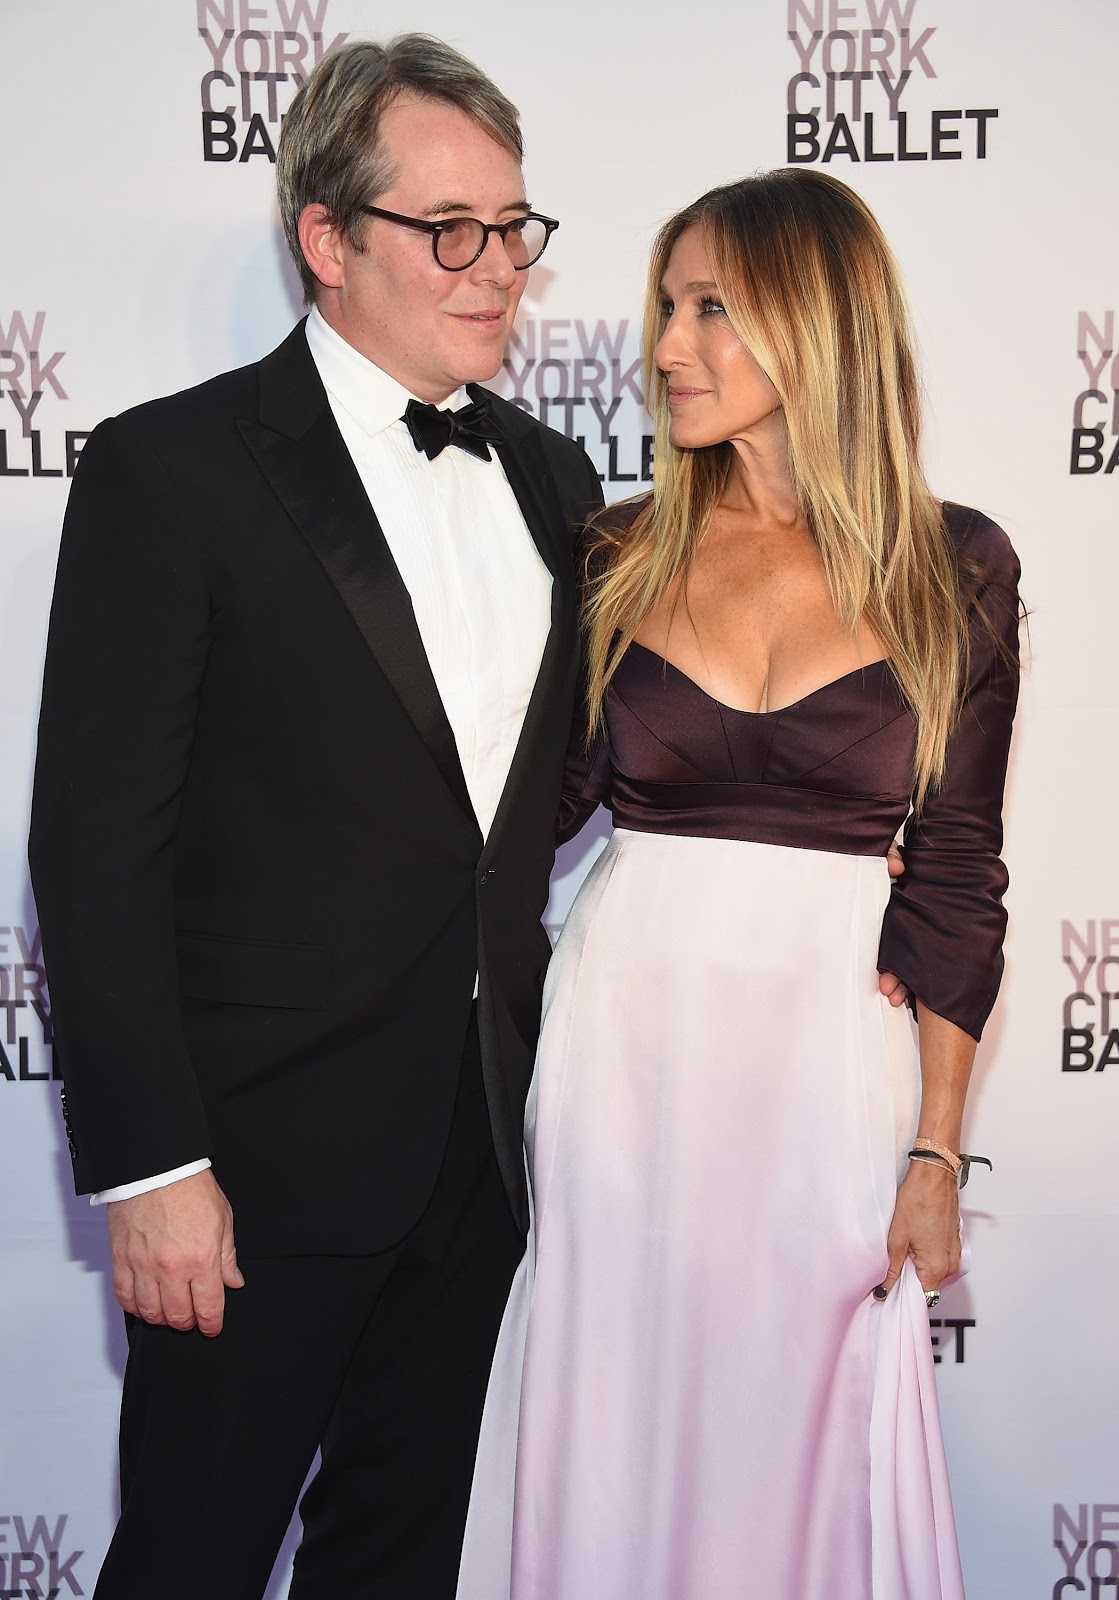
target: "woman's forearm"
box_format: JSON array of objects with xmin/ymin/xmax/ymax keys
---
[{"xmin": 914, "ymin": 1002, "xmax": 978, "ymax": 1153}]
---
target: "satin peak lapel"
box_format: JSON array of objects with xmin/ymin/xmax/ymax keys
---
[
  {"xmin": 474, "ymin": 395, "xmax": 578, "ymax": 861},
  {"xmin": 470, "ymin": 386, "xmax": 569, "ymax": 579},
  {"xmin": 239, "ymin": 341, "xmax": 477, "ymax": 830}
]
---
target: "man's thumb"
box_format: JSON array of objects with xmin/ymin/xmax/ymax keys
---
[{"xmin": 221, "ymin": 1225, "xmax": 245, "ymax": 1289}]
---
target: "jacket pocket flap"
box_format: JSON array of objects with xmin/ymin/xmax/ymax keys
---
[{"xmin": 176, "ymin": 932, "xmax": 330, "ymax": 1010}]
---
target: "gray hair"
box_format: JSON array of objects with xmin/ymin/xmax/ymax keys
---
[{"xmin": 277, "ymin": 34, "xmax": 524, "ymax": 303}]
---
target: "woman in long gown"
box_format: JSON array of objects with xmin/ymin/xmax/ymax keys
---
[{"xmin": 457, "ymin": 169, "xmax": 1020, "ymax": 1600}]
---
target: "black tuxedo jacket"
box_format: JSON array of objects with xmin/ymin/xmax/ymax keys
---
[{"xmin": 29, "ymin": 321, "xmax": 603, "ymax": 1254}]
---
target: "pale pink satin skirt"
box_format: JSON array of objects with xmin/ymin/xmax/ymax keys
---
[{"xmin": 458, "ymin": 829, "xmax": 966, "ymax": 1600}]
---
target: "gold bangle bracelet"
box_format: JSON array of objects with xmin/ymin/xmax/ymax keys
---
[{"xmin": 912, "ymin": 1136, "xmax": 962, "ymax": 1175}]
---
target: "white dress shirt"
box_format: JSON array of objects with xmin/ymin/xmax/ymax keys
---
[{"xmin": 92, "ymin": 307, "xmax": 552, "ymax": 1204}]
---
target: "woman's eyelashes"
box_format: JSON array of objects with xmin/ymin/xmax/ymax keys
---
[{"xmin": 659, "ymin": 295, "xmax": 727, "ymax": 320}]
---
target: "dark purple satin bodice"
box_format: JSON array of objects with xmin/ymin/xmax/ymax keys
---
[
  {"xmin": 608, "ymin": 647, "xmax": 913, "ymax": 857},
  {"xmin": 557, "ymin": 501, "xmax": 1021, "ymax": 1041}
]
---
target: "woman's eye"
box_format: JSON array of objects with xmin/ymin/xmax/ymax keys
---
[
  {"xmin": 699, "ymin": 296, "xmax": 726, "ymax": 316},
  {"xmin": 659, "ymin": 299, "xmax": 674, "ymax": 318}
]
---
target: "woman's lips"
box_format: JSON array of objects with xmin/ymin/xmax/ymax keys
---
[{"xmin": 667, "ymin": 387, "xmax": 711, "ymax": 403}]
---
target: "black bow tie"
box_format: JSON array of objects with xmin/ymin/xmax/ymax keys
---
[{"xmin": 403, "ymin": 396, "xmax": 503, "ymax": 463}]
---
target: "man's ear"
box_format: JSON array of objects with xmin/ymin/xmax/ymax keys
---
[{"xmin": 297, "ymin": 204, "xmax": 346, "ymax": 292}]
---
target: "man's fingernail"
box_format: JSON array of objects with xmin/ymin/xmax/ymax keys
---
[{"xmin": 873, "ymin": 1285, "xmax": 888, "ymax": 1301}]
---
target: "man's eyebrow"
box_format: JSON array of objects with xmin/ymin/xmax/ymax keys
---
[{"xmin": 425, "ymin": 198, "xmax": 532, "ymax": 218}]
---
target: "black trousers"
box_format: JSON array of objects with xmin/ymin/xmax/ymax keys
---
[{"xmin": 94, "ymin": 1012, "xmax": 525, "ymax": 1600}]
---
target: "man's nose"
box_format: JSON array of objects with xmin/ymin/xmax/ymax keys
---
[{"xmin": 472, "ymin": 229, "xmax": 519, "ymax": 288}]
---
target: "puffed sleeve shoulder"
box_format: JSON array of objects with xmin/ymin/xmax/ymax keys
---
[
  {"xmin": 877, "ymin": 503, "xmax": 1022, "ymax": 1040},
  {"xmin": 555, "ymin": 496, "xmax": 651, "ymax": 844}
]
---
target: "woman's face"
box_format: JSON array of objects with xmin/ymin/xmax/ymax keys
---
[{"xmin": 653, "ymin": 226, "xmax": 781, "ymax": 450}]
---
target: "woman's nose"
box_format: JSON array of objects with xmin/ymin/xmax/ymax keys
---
[{"xmin": 654, "ymin": 315, "xmax": 687, "ymax": 373}]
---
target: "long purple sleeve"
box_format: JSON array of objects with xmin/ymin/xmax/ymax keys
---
[
  {"xmin": 556, "ymin": 715, "xmax": 611, "ymax": 845},
  {"xmin": 554, "ymin": 501, "xmax": 647, "ymax": 846},
  {"xmin": 877, "ymin": 505, "xmax": 1022, "ymax": 1040}
]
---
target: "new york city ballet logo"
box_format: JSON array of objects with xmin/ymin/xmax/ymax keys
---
[
  {"xmin": 785, "ymin": 0, "xmax": 998, "ymax": 166},
  {"xmin": 0, "ymin": 924, "xmax": 54, "ymax": 1086},
  {"xmin": 928, "ymin": 1314, "xmax": 973, "ymax": 1365},
  {"xmin": 0, "ymin": 313, "xmax": 90, "ymax": 482},
  {"xmin": 1060, "ymin": 920, "xmax": 1119, "ymax": 1074},
  {"xmin": 0, "ymin": 1514, "xmax": 84, "ymax": 1597},
  {"xmin": 198, "ymin": 0, "xmax": 349, "ymax": 164},
  {"xmin": 1069, "ymin": 312, "xmax": 1119, "ymax": 477},
  {"xmin": 494, "ymin": 318, "xmax": 650, "ymax": 489},
  {"xmin": 1053, "ymin": 1503, "xmax": 1119, "ymax": 1597}
]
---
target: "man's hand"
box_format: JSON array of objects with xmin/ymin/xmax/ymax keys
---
[
  {"xmin": 879, "ymin": 970, "xmax": 908, "ymax": 1007},
  {"xmin": 107, "ymin": 1169, "xmax": 244, "ymax": 1337},
  {"xmin": 880, "ymin": 842, "xmax": 909, "ymax": 1007}
]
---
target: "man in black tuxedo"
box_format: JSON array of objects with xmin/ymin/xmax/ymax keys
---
[{"xmin": 29, "ymin": 35, "xmax": 602, "ymax": 1600}]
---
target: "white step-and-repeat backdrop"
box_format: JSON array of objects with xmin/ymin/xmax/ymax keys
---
[{"xmin": 1, "ymin": 1, "xmax": 1116, "ymax": 1594}]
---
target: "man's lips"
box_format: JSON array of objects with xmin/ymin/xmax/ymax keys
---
[{"xmin": 450, "ymin": 309, "xmax": 507, "ymax": 328}]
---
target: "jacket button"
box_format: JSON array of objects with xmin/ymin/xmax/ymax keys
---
[{"xmin": 60, "ymin": 1088, "xmax": 77, "ymax": 1157}]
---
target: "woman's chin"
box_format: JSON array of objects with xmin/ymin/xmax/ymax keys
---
[{"xmin": 668, "ymin": 418, "xmax": 718, "ymax": 451}]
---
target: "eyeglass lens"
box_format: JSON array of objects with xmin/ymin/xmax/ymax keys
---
[{"xmin": 436, "ymin": 216, "xmax": 549, "ymax": 270}]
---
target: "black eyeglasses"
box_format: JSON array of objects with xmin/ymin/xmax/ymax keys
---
[{"xmin": 358, "ymin": 205, "xmax": 558, "ymax": 271}]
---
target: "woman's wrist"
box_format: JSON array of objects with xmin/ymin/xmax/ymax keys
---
[
  {"xmin": 906, "ymin": 1151, "xmax": 959, "ymax": 1180},
  {"xmin": 906, "ymin": 1144, "xmax": 994, "ymax": 1189}
]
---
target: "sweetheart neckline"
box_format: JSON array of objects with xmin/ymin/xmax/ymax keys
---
[{"xmin": 625, "ymin": 640, "xmax": 895, "ymax": 718}]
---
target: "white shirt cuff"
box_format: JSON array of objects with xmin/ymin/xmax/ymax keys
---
[{"xmin": 90, "ymin": 1159, "xmax": 212, "ymax": 1206}]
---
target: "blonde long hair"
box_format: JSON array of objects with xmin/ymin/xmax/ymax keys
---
[{"xmin": 584, "ymin": 169, "xmax": 970, "ymax": 807}]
